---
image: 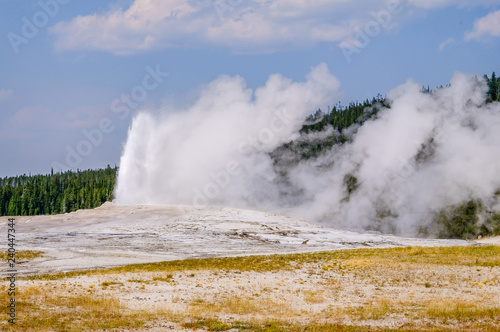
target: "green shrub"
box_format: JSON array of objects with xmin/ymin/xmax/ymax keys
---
[
  {"xmin": 436, "ymin": 200, "xmax": 479, "ymax": 239},
  {"xmin": 480, "ymin": 213, "xmax": 500, "ymax": 236}
]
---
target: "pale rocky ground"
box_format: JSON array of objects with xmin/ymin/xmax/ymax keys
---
[
  {"xmin": 1, "ymin": 202, "xmax": 472, "ymax": 276},
  {"xmin": 2, "ymin": 204, "xmax": 499, "ymax": 331},
  {"xmin": 19, "ymin": 248, "xmax": 500, "ymax": 331}
]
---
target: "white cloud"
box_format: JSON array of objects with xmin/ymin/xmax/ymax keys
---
[
  {"xmin": 439, "ymin": 37, "xmax": 455, "ymax": 51},
  {"xmin": 48, "ymin": 0, "xmax": 404, "ymax": 54},
  {"xmin": 49, "ymin": 0, "xmax": 496, "ymax": 55},
  {"xmin": 408, "ymin": 0, "xmax": 454, "ymax": 9},
  {"xmin": 409, "ymin": 0, "xmax": 500, "ymax": 9},
  {"xmin": 465, "ymin": 10, "xmax": 500, "ymax": 41},
  {"xmin": 0, "ymin": 88, "xmax": 13, "ymax": 101}
]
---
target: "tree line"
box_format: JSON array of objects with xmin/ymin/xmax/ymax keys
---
[
  {"xmin": 277, "ymin": 72, "xmax": 499, "ymax": 162},
  {"xmin": 300, "ymin": 71, "xmax": 499, "ymax": 136},
  {"xmin": 0, "ymin": 166, "xmax": 116, "ymax": 216},
  {"xmin": 486, "ymin": 71, "xmax": 500, "ymax": 102},
  {"xmin": 271, "ymin": 95, "xmax": 385, "ymax": 164},
  {"xmin": 301, "ymin": 94, "xmax": 387, "ymax": 134}
]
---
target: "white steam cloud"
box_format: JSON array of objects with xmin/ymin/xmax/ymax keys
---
[
  {"xmin": 116, "ymin": 65, "xmax": 500, "ymax": 237},
  {"xmin": 116, "ymin": 63, "xmax": 340, "ymax": 207}
]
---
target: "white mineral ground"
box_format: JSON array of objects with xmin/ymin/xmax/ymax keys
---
[{"xmin": 2, "ymin": 202, "xmax": 492, "ymax": 276}]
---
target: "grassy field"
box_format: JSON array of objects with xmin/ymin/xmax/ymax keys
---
[
  {"xmin": 1, "ymin": 250, "xmax": 44, "ymax": 262},
  {"xmin": 1, "ymin": 245, "xmax": 500, "ymax": 331}
]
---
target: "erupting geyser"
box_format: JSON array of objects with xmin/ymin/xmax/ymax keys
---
[{"xmin": 116, "ymin": 65, "xmax": 500, "ymax": 237}]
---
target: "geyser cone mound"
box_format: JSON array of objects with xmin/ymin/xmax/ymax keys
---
[{"xmin": 10, "ymin": 203, "xmax": 471, "ymax": 276}]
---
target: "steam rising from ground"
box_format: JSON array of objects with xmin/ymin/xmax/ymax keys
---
[{"xmin": 116, "ymin": 65, "xmax": 500, "ymax": 236}]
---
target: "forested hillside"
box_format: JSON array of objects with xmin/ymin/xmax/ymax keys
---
[
  {"xmin": 274, "ymin": 72, "xmax": 498, "ymax": 164},
  {"xmin": 0, "ymin": 166, "xmax": 116, "ymax": 216},
  {"xmin": 272, "ymin": 95, "xmax": 386, "ymax": 164},
  {"xmin": 272, "ymin": 72, "xmax": 500, "ymax": 239}
]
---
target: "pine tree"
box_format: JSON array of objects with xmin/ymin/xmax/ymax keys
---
[{"xmin": 486, "ymin": 72, "xmax": 499, "ymax": 102}]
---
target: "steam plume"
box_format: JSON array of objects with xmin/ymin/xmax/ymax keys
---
[{"xmin": 116, "ymin": 66, "xmax": 500, "ymax": 236}]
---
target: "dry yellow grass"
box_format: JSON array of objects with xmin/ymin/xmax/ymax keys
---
[
  {"xmin": 3, "ymin": 245, "xmax": 500, "ymax": 331},
  {"xmin": 188, "ymin": 296, "xmax": 294, "ymax": 317},
  {"xmin": 1, "ymin": 250, "xmax": 44, "ymax": 262},
  {"xmin": 0, "ymin": 285, "xmax": 169, "ymax": 331}
]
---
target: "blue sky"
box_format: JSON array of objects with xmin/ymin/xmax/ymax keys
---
[{"xmin": 1, "ymin": 0, "xmax": 499, "ymax": 177}]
